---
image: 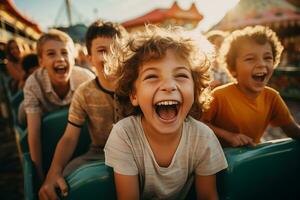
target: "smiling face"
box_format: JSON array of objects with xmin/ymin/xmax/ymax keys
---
[
  {"xmin": 130, "ymin": 49, "xmax": 194, "ymax": 136},
  {"xmin": 232, "ymin": 39, "xmax": 274, "ymax": 98},
  {"xmin": 9, "ymin": 41, "xmax": 21, "ymax": 59},
  {"xmin": 88, "ymin": 37, "xmax": 112, "ymax": 75},
  {"xmin": 39, "ymin": 39, "xmax": 74, "ymax": 86}
]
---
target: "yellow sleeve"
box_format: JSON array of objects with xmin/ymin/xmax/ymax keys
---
[{"xmin": 270, "ymin": 94, "xmax": 294, "ymax": 127}]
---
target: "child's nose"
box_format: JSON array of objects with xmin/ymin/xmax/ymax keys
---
[
  {"xmin": 160, "ymin": 79, "xmax": 177, "ymax": 92},
  {"xmin": 257, "ymin": 58, "xmax": 267, "ymax": 67},
  {"xmin": 57, "ymin": 53, "xmax": 66, "ymax": 61}
]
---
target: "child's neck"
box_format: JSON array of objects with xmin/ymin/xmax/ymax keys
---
[
  {"xmin": 236, "ymin": 83, "xmax": 261, "ymax": 100},
  {"xmin": 97, "ymin": 73, "xmax": 115, "ymax": 92},
  {"xmin": 141, "ymin": 117, "xmax": 182, "ymax": 145},
  {"xmin": 53, "ymin": 82, "xmax": 70, "ymax": 99},
  {"xmin": 141, "ymin": 117, "xmax": 183, "ymax": 167}
]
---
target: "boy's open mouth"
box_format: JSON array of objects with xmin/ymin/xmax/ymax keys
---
[
  {"xmin": 252, "ymin": 72, "xmax": 267, "ymax": 82},
  {"xmin": 155, "ymin": 100, "xmax": 179, "ymax": 121},
  {"xmin": 54, "ymin": 65, "xmax": 67, "ymax": 74}
]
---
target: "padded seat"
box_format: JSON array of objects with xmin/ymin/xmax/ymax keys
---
[
  {"xmin": 22, "ymin": 108, "xmax": 91, "ymax": 200},
  {"xmin": 217, "ymin": 138, "xmax": 300, "ymax": 200},
  {"xmin": 40, "ymin": 107, "xmax": 91, "ymax": 173},
  {"xmin": 63, "ymin": 162, "xmax": 116, "ymax": 200}
]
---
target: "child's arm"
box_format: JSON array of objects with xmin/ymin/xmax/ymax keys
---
[
  {"xmin": 114, "ymin": 172, "xmax": 139, "ymax": 200},
  {"xmin": 195, "ymin": 174, "xmax": 218, "ymax": 200},
  {"xmin": 6, "ymin": 62, "xmax": 24, "ymax": 81},
  {"xmin": 39, "ymin": 123, "xmax": 81, "ymax": 200},
  {"xmin": 281, "ymin": 120, "xmax": 300, "ymax": 140},
  {"xmin": 207, "ymin": 123, "xmax": 255, "ymax": 147},
  {"xmin": 27, "ymin": 112, "xmax": 44, "ymax": 181}
]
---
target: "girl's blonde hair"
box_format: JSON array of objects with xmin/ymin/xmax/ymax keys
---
[
  {"xmin": 105, "ymin": 25, "xmax": 215, "ymax": 119},
  {"xmin": 218, "ymin": 25, "xmax": 283, "ymax": 79}
]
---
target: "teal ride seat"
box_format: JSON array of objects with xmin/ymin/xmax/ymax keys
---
[
  {"xmin": 63, "ymin": 162, "xmax": 116, "ymax": 200},
  {"xmin": 10, "ymin": 90, "xmax": 24, "ymax": 124},
  {"xmin": 22, "ymin": 108, "xmax": 91, "ymax": 200},
  {"xmin": 217, "ymin": 138, "xmax": 300, "ymax": 200},
  {"xmin": 22, "ymin": 152, "xmax": 35, "ymax": 200},
  {"xmin": 14, "ymin": 125, "xmax": 28, "ymax": 154},
  {"xmin": 60, "ymin": 139, "xmax": 300, "ymax": 200},
  {"xmin": 10, "ymin": 90, "xmax": 23, "ymax": 111},
  {"xmin": 41, "ymin": 107, "xmax": 91, "ymax": 173}
]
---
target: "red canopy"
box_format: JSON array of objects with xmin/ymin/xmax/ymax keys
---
[
  {"xmin": 212, "ymin": 0, "xmax": 300, "ymax": 31},
  {"xmin": 0, "ymin": 0, "xmax": 42, "ymax": 33},
  {"xmin": 122, "ymin": 2, "xmax": 203, "ymax": 28}
]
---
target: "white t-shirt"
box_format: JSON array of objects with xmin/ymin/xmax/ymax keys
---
[{"xmin": 105, "ymin": 115, "xmax": 228, "ymax": 200}]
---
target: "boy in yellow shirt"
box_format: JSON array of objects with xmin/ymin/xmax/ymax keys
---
[{"xmin": 202, "ymin": 25, "xmax": 300, "ymax": 147}]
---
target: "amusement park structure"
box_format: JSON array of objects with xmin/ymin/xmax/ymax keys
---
[
  {"xmin": 0, "ymin": 0, "xmax": 42, "ymax": 50},
  {"xmin": 122, "ymin": 2, "xmax": 203, "ymax": 32}
]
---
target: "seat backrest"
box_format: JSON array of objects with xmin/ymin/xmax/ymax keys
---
[
  {"xmin": 41, "ymin": 108, "xmax": 91, "ymax": 174},
  {"xmin": 22, "ymin": 152, "xmax": 36, "ymax": 200},
  {"xmin": 14, "ymin": 125, "xmax": 28, "ymax": 155},
  {"xmin": 10, "ymin": 90, "xmax": 24, "ymax": 111},
  {"xmin": 63, "ymin": 162, "xmax": 116, "ymax": 200},
  {"xmin": 217, "ymin": 139, "xmax": 300, "ymax": 200},
  {"xmin": 22, "ymin": 108, "xmax": 91, "ymax": 200}
]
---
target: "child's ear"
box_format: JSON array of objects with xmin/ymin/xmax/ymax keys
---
[{"xmin": 129, "ymin": 90, "xmax": 139, "ymax": 106}]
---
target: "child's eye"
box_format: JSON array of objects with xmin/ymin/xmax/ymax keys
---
[
  {"xmin": 47, "ymin": 52, "xmax": 55, "ymax": 57},
  {"xmin": 97, "ymin": 49, "xmax": 107, "ymax": 54},
  {"xmin": 62, "ymin": 51, "xmax": 68, "ymax": 56},
  {"xmin": 245, "ymin": 57, "xmax": 254, "ymax": 62},
  {"xmin": 143, "ymin": 74, "xmax": 157, "ymax": 80},
  {"xmin": 175, "ymin": 73, "xmax": 190, "ymax": 79},
  {"xmin": 264, "ymin": 56, "xmax": 273, "ymax": 61}
]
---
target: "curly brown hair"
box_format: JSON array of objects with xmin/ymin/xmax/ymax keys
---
[
  {"xmin": 105, "ymin": 25, "xmax": 215, "ymax": 119},
  {"xmin": 218, "ymin": 25, "xmax": 283, "ymax": 79}
]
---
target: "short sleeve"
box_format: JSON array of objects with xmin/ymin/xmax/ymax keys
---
[
  {"xmin": 104, "ymin": 123, "xmax": 138, "ymax": 175},
  {"xmin": 270, "ymin": 93, "xmax": 293, "ymax": 126},
  {"xmin": 195, "ymin": 129, "xmax": 228, "ymax": 175},
  {"xmin": 23, "ymin": 78, "xmax": 41, "ymax": 114},
  {"xmin": 68, "ymin": 86, "xmax": 87, "ymax": 126}
]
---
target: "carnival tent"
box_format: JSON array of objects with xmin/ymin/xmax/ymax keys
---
[
  {"xmin": 122, "ymin": 2, "xmax": 203, "ymax": 31},
  {"xmin": 0, "ymin": 0, "xmax": 42, "ymax": 41},
  {"xmin": 211, "ymin": 0, "xmax": 300, "ymax": 37}
]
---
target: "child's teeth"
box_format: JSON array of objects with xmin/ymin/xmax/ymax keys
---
[{"xmin": 157, "ymin": 101, "xmax": 178, "ymax": 106}]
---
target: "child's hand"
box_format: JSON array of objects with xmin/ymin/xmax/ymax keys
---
[
  {"xmin": 226, "ymin": 133, "xmax": 256, "ymax": 147},
  {"xmin": 39, "ymin": 173, "xmax": 68, "ymax": 200}
]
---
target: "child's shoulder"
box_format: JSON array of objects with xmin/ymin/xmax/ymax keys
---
[
  {"xmin": 212, "ymin": 82, "xmax": 235, "ymax": 94},
  {"xmin": 263, "ymin": 86, "xmax": 280, "ymax": 96},
  {"xmin": 23, "ymin": 67, "xmax": 46, "ymax": 89},
  {"xmin": 76, "ymin": 77, "xmax": 97, "ymax": 90},
  {"xmin": 260, "ymin": 86, "xmax": 282, "ymax": 101},
  {"xmin": 71, "ymin": 66, "xmax": 95, "ymax": 78},
  {"xmin": 111, "ymin": 115, "xmax": 141, "ymax": 138},
  {"xmin": 184, "ymin": 117, "xmax": 219, "ymax": 148},
  {"xmin": 211, "ymin": 83, "xmax": 237, "ymax": 99},
  {"xmin": 185, "ymin": 116, "xmax": 214, "ymax": 137},
  {"xmin": 115, "ymin": 115, "xmax": 139, "ymax": 128}
]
